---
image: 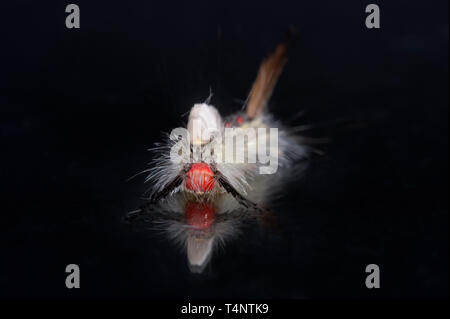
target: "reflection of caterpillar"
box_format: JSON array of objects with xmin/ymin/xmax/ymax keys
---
[{"xmin": 127, "ymin": 192, "xmax": 257, "ymax": 273}]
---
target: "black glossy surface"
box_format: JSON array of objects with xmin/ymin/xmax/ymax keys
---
[{"xmin": 0, "ymin": 0, "xmax": 448, "ymax": 298}]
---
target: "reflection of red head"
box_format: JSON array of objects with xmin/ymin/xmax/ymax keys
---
[
  {"xmin": 185, "ymin": 202, "xmax": 215, "ymax": 230},
  {"xmin": 185, "ymin": 163, "xmax": 215, "ymax": 193}
]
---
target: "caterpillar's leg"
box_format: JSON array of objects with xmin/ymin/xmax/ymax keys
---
[
  {"xmin": 126, "ymin": 164, "xmax": 191, "ymax": 222},
  {"xmin": 211, "ymin": 164, "xmax": 269, "ymax": 213}
]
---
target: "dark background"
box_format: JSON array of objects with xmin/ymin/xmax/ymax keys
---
[{"xmin": 0, "ymin": 0, "xmax": 448, "ymax": 298}]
